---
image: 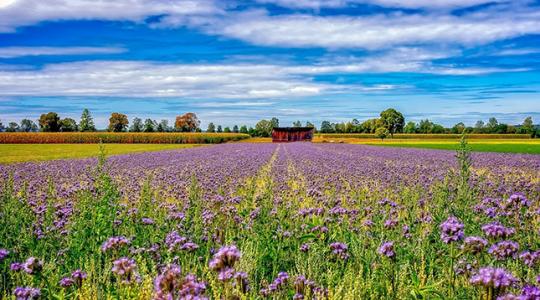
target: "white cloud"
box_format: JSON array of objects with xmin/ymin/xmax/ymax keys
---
[
  {"xmin": 257, "ymin": 0, "xmax": 509, "ymax": 9},
  {"xmin": 0, "ymin": 0, "xmax": 221, "ymax": 32},
  {"xmin": 200, "ymin": 9, "xmax": 540, "ymax": 50},
  {"xmin": 0, "ymin": 46, "xmax": 126, "ymax": 58}
]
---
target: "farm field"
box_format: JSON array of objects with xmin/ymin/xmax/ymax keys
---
[
  {"xmin": 0, "ymin": 144, "xmax": 202, "ymax": 164},
  {"xmin": 1, "ymin": 143, "xmax": 539, "ymax": 299}
]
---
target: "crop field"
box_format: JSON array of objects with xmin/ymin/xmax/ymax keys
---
[
  {"xmin": 1, "ymin": 143, "xmax": 539, "ymax": 299},
  {"xmin": 0, "ymin": 144, "xmax": 202, "ymax": 164}
]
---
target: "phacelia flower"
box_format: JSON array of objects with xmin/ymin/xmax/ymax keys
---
[
  {"xmin": 482, "ymin": 222, "xmax": 516, "ymax": 239},
  {"xmin": 0, "ymin": 249, "xmax": 9, "ymax": 262},
  {"xmin": 378, "ymin": 241, "xmax": 396, "ymax": 259},
  {"xmin": 101, "ymin": 236, "xmax": 130, "ymax": 253},
  {"xmin": 111, "ymin": 257, "xmax": 140, "ymax": 284},
  {"xmin": 209, "ymin": 245, "xmax": 241, "ymax": 281},
  {"xmin": 470, "ymin": 267, "xmax": 517, "ymax": 289},
  {"xmin": 71, "ymin": 269, "xmax": 87, "ymax": 287},
  {"xmin": 519, "ymin": 250, "xmax": 540, "ymax": 267},
  {"xmin": 440, "ymin": 216, "xmax": 464, "ymax": 244},
  {"xmin": 22, "ymin": 257, "xmax": 43, "ymax": 274},
  {"xmin": 462, "ymin": 236, "xmax": 488, "ymax": 254},
  {"xmin": 488, "ymin": 241, "xmax": 519, "ymax": 260},
  {"xmin": 329, "ymin": 242, "xmax": 349, "ymax": 260},
  {"xmin": 59, "ymin": 277, "xmax": 75, "ymax": 288},
  {"xmin": 13, "ymin": 287, "xmax": 41, "ymax": 300}
]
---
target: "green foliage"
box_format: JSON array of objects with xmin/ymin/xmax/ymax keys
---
[
  {"xmin": 380, "ymin": 108, "xmax": 405, "ymax": 137},
  {"xmin": 108, "ymin": 113, "xmax": 129, "ymax": 132},
  {"xmin": 375, "ymin": 127, "xmax": 389, "ymax": 140},
  {"xmin": 39, "ymin": 112, "xmax": 61, "ymax": 132},
  {"xmin": 79, "ymin": 109, "xmax": 96, "ymax": 132},
  {"xmin": 130, "ymin": 117, "xmax": 143, "ymax": 132},
  {"xmin": 60, "ymin": 118, "xmax": 78, "ymax": 132},
  {"xmin": 20, "ymin": 119, "xmax": 38, "ymax": 132},
  {"xmin": 207, "ymin": 122, "xmax": 216, "ymax": 133}
]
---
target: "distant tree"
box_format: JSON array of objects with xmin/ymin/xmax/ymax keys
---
[
  {"xmin": 255, "ymin": 120, "xmax": 273, "ymax": 137},
  {"xmin": 130, "ymin": 118, "xmax": 143, "ymax": 132},
  {"xmin": 60, "ymin": 118, "xmax": 78, "ymax": 132},
  {"xmin": 232, "ymin": 125, "xmax": 239, "ymax": 133},
  {"xmin": 108, "ymin": 113, "xmax": 129, "ymax": 132},
  {"xmin": 293, "ymin": 120, "xmax": 302, "ymax": 127},
  {"xmin": 320, "ymin": 121, "xmax": 333, "ymax": 133},
  {"xmin": 473, "ymin": 120, "xmax": 485, "ymax": 133},
  {"xmin": 224, "ymin": 126, "xmax": 231, "ymax": 133},
  {"xmin": 175, "ymin": 113, "xmax": 200, "ymax": 132},
  {"xmin": 380, "ymin": 108, "xmax": 405, "ymax": 137},
  {"xmin": 143, "ymin": 119, "xmax": 156, "ymax": 132},
  {"xmin": 418, "ymin": 119, "xmax": 434, "ymax": 134},
  {"xmin": 270, "ymin": 117, "xmax": 279, "ymax": 129},
  {"xmin": 6, "ymin": 122, "xmax": 20, "ymax": 132},
  {"xmin": 20, "ymin": 119, "xmax": 38, "ymax": 132},
  {"xmin": 79, "ymin": 108, "xmax": 96, "ymax": 132},
  {"xmin": 431, "ymin": 124, "xmax": 445, "ymax": 134},
  {"xmin": 486, "ymin": 117, "xmax": 498, "ymax": 133},
  {"xmin": 248, "ymin": 127, "xmax": 256, "ymax": 136},
  {"xmin": 403, "ymin": 121, "xmax": 417, "ymax": 133},
  {"xmin": 522, "ymin": 116, "xmax": 534, "ymax": 134},
  {"xmin": 39, "ymin": 112, "xmax": 61, "ymax": 132},
  {"xmin": 217, "ymin": 125, "xmax": 223, "ymax": 133},
  {"xmin": 0, "ymin": 118, "xmax": 4, "ymax": 132},
  {"xmin": 157, "ymin": 120, "xmax": 169, "ymax": 132},
  {"xmin": 306, "ymin": 121, "xmax": 315, "ymax": 131},
  {"xmin": 451, "ymin": 122, "xmax": 466, "ymax": 134},
  {"xmin": 375, "ymin": 127, "xmax": 389, "ymax": 141},
  {"xmin": 360, "ymin": 118, "xmax": 382, "ymax": 133},
  {"xmin": 207, "ymin": 122, "xmax": 216, "ymax": 133},
  {"xmin": 240, "ymin": 125, "xmax": 248, "ymax": 134},
  {"xmin": 494, "ymin": 123, "xmax": 508, "ymax": 134}
]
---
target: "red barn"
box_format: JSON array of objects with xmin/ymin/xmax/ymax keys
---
[{"xmin": 271, "ymin": 127, "xmax": 314, "ymax": 142}]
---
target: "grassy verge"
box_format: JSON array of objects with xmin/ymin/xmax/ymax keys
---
[{"xmin": 0, "ymin": 143, "xmax": 203, "ymax": 164}]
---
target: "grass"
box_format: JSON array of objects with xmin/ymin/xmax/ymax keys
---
[
  {"xmin": 0, "ymin": 143, "xmax": 203, "ymax": 164},
  {"xmin": 344, "ymin": 138, "xmax": 540, "ymax": 154}
]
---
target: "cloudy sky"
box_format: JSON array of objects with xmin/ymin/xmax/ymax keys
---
[{"xmin": 0, "ymin": 0, "xmax": 539, "ymax": 128}]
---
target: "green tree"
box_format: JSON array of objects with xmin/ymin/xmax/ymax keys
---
[
  {"xmin": 240, "ymin": 125, "xmax": 248, "ymax": 134},
  {"xmin": 431, "ymin": 124, "xmax": 445, "ymax": 134},
  {"xmin": 320, "ymin": 121, "xmax": 333, "ymax": 133},
  {"xmin": 0, "ymin": 118, "xmax": 4, "ymax": 132},
  {"xmin": 232, "ymin": 125, "xmax": 239, "ymax": 133},
  {"xmin": 404, "ymin": 121, "xmax": 417, "ymax": 133},
  {"xmin": 418, "ymin": 119, "xmax": 434, "ymax": 134},
  {"xmin": 248, "ymin": 127, "xmax": 256, "ymax": 136},
  {"xmin": 207, "ymin": 122, "xmax": 216, "ymax": 133},
  {"xmin": 143, "ymin": 119, "xmax": 156, "ymax": 132},
  {"xmin": 79, "ymin": 108, "xmax": 96, "ymax": 132},
  {"xmin": 6, "ymin": 122, "xmax": 20, "ymax": 132},
  {"xmin": 108, "ymin": 113, "xmax": 129, "ymax": 132},
  {"xmin": 20, "ymin": 119, "xmax": 38, "ymax": 132},
  {"xmin": 474, "ymin": 120, "xmax": 485, "ymax": 133},
  {"xmin": 60, "ymin": 118, "xmax": 78, "ymax": 132},
  {"xmin": 217, "ymin": 125, "xmax": 223, "ymax": 133},
  {"xmin": 39, "ymin": 112, "xmax": 61, "ymax": 132},
  {"xmin": 255, "ymin": 120, "xmax": 273, "ymax": 137},
  {"xmin": 130, "ymin": 118, "xmax": 143, "ymax": 132},
  {"xmin": 306, "ymin": 121, "xmax": 315, "ymax": 130},
  {"xmin": 451, "ymin": 122, "xmax": 466, "ymax": 134},
  {"xmin": 293, "ymin": 120, "xmax": 302, "ymax": 127},
  {"xmin": 375, "ymin": 127, "xmax": 389, "ymax": 141},
  {"xmin": 224, "ymin": 126, "xmax": 231, "ymax": 133},
  {"xmin": 270, "ymin": 117, "xmax": 279, "ymax": 129},
  {"xmin": 380, "ymin": 108, "xmax": 405, "ymax": 137},
  {"xmin": 522, "ymin": 117, "xmax": 533, "ymax": 134},
  {"xmin": 486, "ymin": 117, "xmax": 499, "ymax": 133},
  {"xmin": 157, "ymin": 120, "xmax": 169, "ymax": 132}
]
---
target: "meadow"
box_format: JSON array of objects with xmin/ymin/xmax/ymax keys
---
[
  {"xmin": 0, "ymin": 144, "xmax": 202, "ymax": 164},
  {"xmin": 0, "ymin": 141, "xmax": 539, "ymax": 299}
]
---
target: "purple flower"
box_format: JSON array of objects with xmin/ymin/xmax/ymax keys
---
[
  {"xmin": 439, "ymin": 216, "xmax": 464, "ymax": 244},
  {"xmin": 300, "ymin": 243, "xmax": 310, "ymax": 252},
  {"xmin": 13, "ymin": 287, "xmax": 41, "ymax": 300},
  {"xmin": 22, "ymin": 257, "xmax": 43, "ymax": 274},
  {"xmin": 378, "ymin": 241, "xmax": 396, "ymax": 259},
  {"xmin": 329, "ymin": 242, "xmax": 349, "ymax": 260},
  {"xmin": 521, "ymin": 285, "xmax": 540, "ymax": 299},
  {"xmin": 141, "ymin": 217, "xmax": 155, "ymax": 225},
  {"xmin": 470, "ymin": 267, "xmax": 517, "ymax": 289},
  {"xmin": 462, "ymin": 236, "xmax": 488, "ymax": 254},
  {"xmin": 165, "ymin": 231, "xmax": 187, "ymax": 251},
  {"xmin": 111, "ymin": 257, "xmax": 140, "ymax": 284},
  {"xmin": 261, "ymin": 272, "xmax": 289, "ymax": 296},
  {"xmin": 71, "ymin": 269, "xmax": 87, "ymax": 287},
  {"xmin": 488, "ymin": 241, "xmax": 519, "ymax": 260},
  {"xmin": 101, "ymin": 236, "xmax": 130, "ymax": 253},
  {"xmin": 180, "ymin": 242, "xmax": 199, "ymax": 252},
  {"xmin": 11, "ymin": 262, "xmax": 23, "ymax": 272},
  {"xmin": 519, "ymin": 251, "xmax": 540, "ymax": 267},
  {"xmin": 209, "ymin": 245, "xmax": 241, "ymax": 281},
  {"xmin": 153, "ymin": 265, "xmax": 208, "ymax": 300},
  {"xmin": 233, "ymin": 271, "xmax": 250, "ymax": 293},
  {"xmin": 0, "ymin": 249, "xmax": 9, "ymax": 262},
  {"xmin": 59, "ymin": 277, "xmax": 75, "ymax": 288},
  {"xmin": 482, "ymin": 222, "xmax": 516, "ymax": 239}
]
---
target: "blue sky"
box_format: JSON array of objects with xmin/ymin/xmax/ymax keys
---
[{"xmin": 0, "ymin": 0, "xmax": 539, "ymax": 128}]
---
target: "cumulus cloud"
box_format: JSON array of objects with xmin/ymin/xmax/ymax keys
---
[
  {"xmin": 0, "ymin": 0, "xmax": 221, "ymax": 32},
  {"xmin": 197, "ymin": 9, "xmax": 540, "ymax": 50},
  {"xmin": 0, "ymin": 46, "xmax": 126, "ymax": 58},
  {"xmin": 257, "ymin": 0, "xmax": 511, "ymax": 9}
]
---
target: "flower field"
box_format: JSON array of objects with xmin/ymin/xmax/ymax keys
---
[{"xmin": 0, "ymin": 142, "xmax": 539, "ymax": 299}]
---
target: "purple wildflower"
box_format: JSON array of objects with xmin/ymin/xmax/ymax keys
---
[
  {"xmin": 13, "ymin": 287, "xmax": 41, "ymax": 300},
  {"xmin": 22, "ymin": 257, "xmax": 43, "ymax": 274},
  {"xmin": 462, "ymin": 236, "xmax": 488, "ymax": 254},
  {"xmin": 482, "ymin": 222, "xmax": 516, "ymax": 239},
  {"xmin": 439, "ymin": 216, "xmax": 464, "ymax": 244},
  {"xmin": 111, "ymin": 257, "xmax": 140, "ymax": 284},
  {"xmin": 470, "ymin": 267, "xmax": 517, "ymax": 288},
  {"xmin": 11, "ymin": 262, "xmax": 23, "ymax": 272},
  {"xmin": 101, "ymin": 236, "xmax": 130, "ymax": 253},
  {"xmin": 300, "ymin": 243, "xmax": 310, "ymax": 252},
  {"xmin": 378, "ymin": 241, "xmax": 396, "ymax": 259},
  {"xmin": 141, "ymin": 217, "xmax": 155, "ymax": 225},
  {"xmin": 329, "ymin": 242, "xmax": 349, "ymax": 260},
  {"xmin": 488, "ymin": 241, "xmax": 519, "ymax": 260},
  {"xmin": 209, "ymin": 245, "xmax": 241, "ymax": 281},
  {"xmin": 519, "ymin": 251, "xmax": 540, "ymax": 267},
  {"xmin": 521, "ymin": 285, "xmax": 540, "ymax": 299},
  {"xmin": 71, "ymin": 269, "xmax": 87, "ymax": 287},
  {"xmin": 59, "ymin": 277, "xmax": 75, "ymax": 288},
  {"xmin": 0, "ymin": 249, "xmax": 9, "ymax": 262}
]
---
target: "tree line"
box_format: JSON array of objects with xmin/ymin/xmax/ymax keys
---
[{"xmin": 0, "ymin": 108, "xmax": 537, "ymax": 137}]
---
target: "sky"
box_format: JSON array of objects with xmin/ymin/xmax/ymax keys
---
[{"xmin": 0, "ymin": 0, "xmax": 539, "ymax": 128}]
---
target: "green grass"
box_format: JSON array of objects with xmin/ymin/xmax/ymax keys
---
[
  {"xmin": 0, "ymin": 143, "xmax": 203, "ymax": 164},
  {"xmin": 354, "ymin": 139, "xmax": 540, "ymax": 154}
]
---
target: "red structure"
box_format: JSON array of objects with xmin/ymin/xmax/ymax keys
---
[{"xmin": 272, "ymin": 127, "xmax": 314, "ymax": 142}]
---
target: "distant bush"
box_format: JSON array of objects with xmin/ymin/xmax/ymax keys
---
[
  {"xmin": 0, "ymin": 132, "xmax": 250, "ymax": 144},
  {"xmin": 315, "ymin": 133, "xmax": 532, "ymax": 139}
]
